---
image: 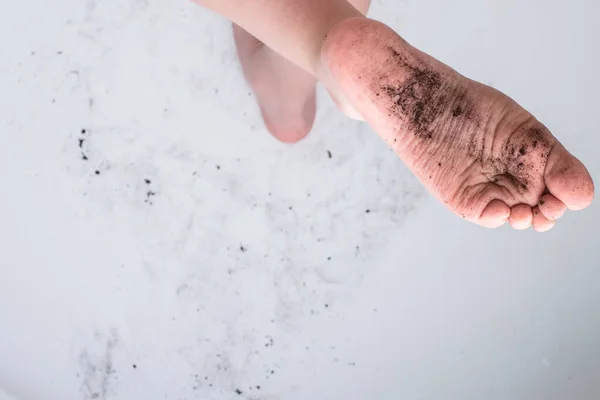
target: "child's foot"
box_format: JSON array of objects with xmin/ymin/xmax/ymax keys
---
[
  {"xmin": 321, "ymin": 18, "xmax": 594, "ymax": 231},
  {"xmin": 233, "ymin": 24, "xmax": 317, "ymax": 143}
]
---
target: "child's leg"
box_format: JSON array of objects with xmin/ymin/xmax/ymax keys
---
[
  {"xmin": 233, "ymin": 25, "xmax": 317, "ymax": 143},
  {"xmin": 231, "ymin": 0, "xmax": 372, "ymax": 143},
  {"xmin": 196, "ymin": 0, "xmax": 362, "ymax": 73},
  {"xmin": 194, "ymin": 0, "xmax": 594, "ymax": 231}
]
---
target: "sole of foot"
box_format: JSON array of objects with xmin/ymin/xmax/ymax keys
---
[{"xmin": 320, "ymin": 17, "xmax": 594, "ymax": 232}]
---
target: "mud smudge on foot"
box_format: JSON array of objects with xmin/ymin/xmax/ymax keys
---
[
  {"xmin": 452, "ymin": 106, "xmax": 464, "ymax": 117},
  {"xmin": 380, "ymin": 47, "xmax": 477, "ymax": 143},
  {"xmin": 519, "ymin": 146, "xmax": 527, "ymax": 156},
  {"xmin": 381, "ymin": 66, "xmax": 443, "ymax": 138}
]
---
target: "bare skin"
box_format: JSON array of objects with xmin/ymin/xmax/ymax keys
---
[
  {"xmin": 232, "ymin": 0, "xmax": 372, "ymax": 142},
  {"xmin": 194, "ymin": 0, "xmax": 594, "ymax": 231}
]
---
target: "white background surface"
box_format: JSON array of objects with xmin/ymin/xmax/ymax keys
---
[{"xmin": 1, "ymin": 0, "xmax": 599, "ymax": 399}]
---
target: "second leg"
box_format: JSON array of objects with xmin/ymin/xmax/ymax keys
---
[{"xmin": 232, "ymin": 0, "xmax": 372, "ymax": 142}]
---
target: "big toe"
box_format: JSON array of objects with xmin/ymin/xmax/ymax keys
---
[{"xmin": 545, "ymin": 142, "xmax": 595, "ymax": 211}]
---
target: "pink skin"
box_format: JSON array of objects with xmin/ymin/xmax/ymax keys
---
[
  {"xmin": 231, "ymin": 0, "xmax": 372, "ymax": 142},
  {"xmin": 194, "ymin": 1, "xmax": 594, "ymax": 232},
  {"xmin": 233, "ymin": 24, "xmax": 317, "ymax": 143},
  {"xmin": 320, "ymin": 18, "xmax": 594, "ymax": 231}
]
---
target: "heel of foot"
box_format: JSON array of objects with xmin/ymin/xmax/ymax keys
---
[{"xmin": 319, "ymin": 18, "xmax": 403, "ymax": 122}]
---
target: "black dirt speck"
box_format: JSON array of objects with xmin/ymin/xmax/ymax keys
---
[
  {"xmin": 382, "ymin": 65, "xmax": 443, "ymax": 138},
  {"xmin": 145, "ymin": 190, "xmax": 156, "ymax": 204},
  {"xmin": 327, "ymin": 150, "xmax": 332, "ymax": 159},
  {"xmin": 519, "ymin": 146, "xmax": 526, "ymax": 156},
  {"xmin": 235, "ymin": 389, "xmax": 243, "ymax": 395},
  {"xmin": 381, "ymin": 48, "xmax": 452, "ymax": 138}
]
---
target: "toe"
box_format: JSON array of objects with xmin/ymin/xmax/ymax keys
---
[
  {"xmin": 545, "ymin": 142, "xmax": 595, "ymax": 211},
  {"xmin": 479, "ymin": 199, "xmax": 510, "ymax": 228},
  {"xmin": 538, "ymin": 193, "xmax": 567, "ymax": 221},
  {"xmin": 532, "ymin": 206, "xmax": 556, "ymax": 232},
  {"xmin": 509, "ymin": 204, "xmax": 533, "ymax": 230}
]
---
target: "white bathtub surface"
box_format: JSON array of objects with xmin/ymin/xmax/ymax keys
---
[{"xmin": 1, "ymin": 0, "xmax": 599, "ymax": 399}]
